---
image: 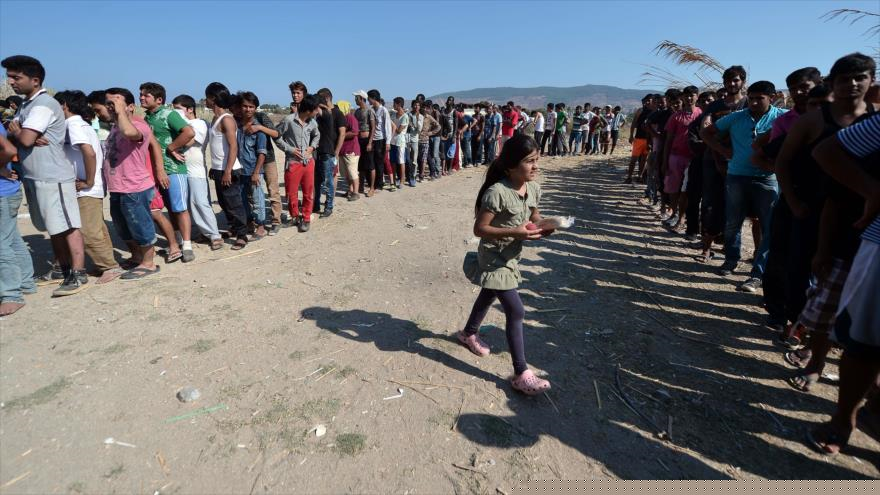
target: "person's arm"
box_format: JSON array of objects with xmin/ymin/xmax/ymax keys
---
[
  {"xmin": 76, "ymin": 143, "xmax": 97, "ymax": 191},
  {"xmin": 107, "ymin": 96, "xmax": 143, "ymax": 141},
  {"xmin": 811, "ymin": 197, "xmax": 838, "ymax": 281},
  {"xmin": 253, "ymin": 112, "xmax": 279, "ymax": 139},
  {"xmin": 383, "ymin": 110, "xmax": 392, "ymax": 150},
  {"xmin": 308, "ymin": 123, "xmax": 320, "ymax": 158},
  {"xmin": 629, "ymin": 109, "xmax": 641, "ymax": 143},
  {"xmin": 473, "ymin": 208, "xmax": 542, "ymax": 240},
  {"xmin": 344, "ymin": 117, "xmax": 357, "ymax": 141},
  {"xmin": 0, "ymin": 135, "xmax": 18, "ymax": 180},
  {"xmin": 775, "ymin": 117, "xmax": 813, "ymax": 218},
  {"xmin": 750, "ymin": 132, "xmax": 774, "ymax": 171},
  {"xmin": 6, "ymin": 104, "xmax": 54, "ymax": 148},
  {"xmin": 166, "ymin": 111, "xmax": 194, "ymax": 163},
  {"xmin": 333, "ymin": 111, "xmax": 345, "ymax": 157},
  {"xmin": 813, "ymin": 130, "xmax": 880, "ymax": 228},
  {"xmin": 662, "ymin": 131, "xmax": 674, "ymax": 176},
  {"xmin": 220, "ymin": 115, "xmax": 238, "ymax": 186},
  {"xmin": 147, "ymin": 134, "xmax": 170, "ymax": 188},
  {"xmin": 701, "ymin": 123, "xmax": 733, "ymax": 160},
  {"xmin": 252, "ymin": 132, "xmax": 267, "ymax": 184}
]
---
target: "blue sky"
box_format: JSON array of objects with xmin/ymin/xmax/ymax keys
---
[{"xmin": 1, "ymin": 0, "xmax": 877, "ymax": 105}]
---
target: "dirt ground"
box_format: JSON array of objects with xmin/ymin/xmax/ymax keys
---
[{"xmin": 1, "ymin": 143, "xmax": 877, "ymax": 494}]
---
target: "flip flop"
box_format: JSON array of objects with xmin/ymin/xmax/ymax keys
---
[
  {"xmin": 806, "ymin": 423, "xmax": 850, "ymax": 456},
  {"xmin": 165, "ymin": 251, "xmax": 183, "ymax": 263},
  {"xmin": 211, "ymin": 239, "xmax": 225, "ymax": 251},
  {"xmin": 783, "ymin": 350, "xmax": 811, "ymax": 369},
  {"xmin": 96, "ymin": 268, "xmax": 124, "ymax": 284},
  {"xmin": 231, "ymin": 238, "xmax": 247, "ymax": 251},
  {"xmin": 120, "ymin": 265, "xmax": 160, "ymax": 281},
  {"xmin": 787, "ymin": 373, "xmax": 819, "ymax": 392},
  {"xmin": 120, "ymin": 259, "xmax": 140, "ymax": 270}
]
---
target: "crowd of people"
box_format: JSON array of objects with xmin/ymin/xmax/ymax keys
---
[
  {"xmin": 2, "ymin": 51, "xmax": 879, "ymax": 458},
  {"xmin": 621, "ymin": 53, "xmax": 880, "ymax": 456}
]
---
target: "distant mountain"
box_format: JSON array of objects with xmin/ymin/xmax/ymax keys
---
[{"xmin": 428, "ymin": 84, "xmax": 649, "ymax": 112}]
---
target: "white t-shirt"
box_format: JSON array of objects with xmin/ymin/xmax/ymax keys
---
[
  {"xmin": 184, "ymin": 118, "xmax": 209, "ymax": 179},
  {"xmin": 64, "ymin": 115, "xmax": 104, "ymax": 199},
  {"xmin": 534, "ymin": 113, "xmax": 545, "ymax": 133},
  {"xmin": 582, "ymin": 112, "xmax": 595, "ymax": 132}
]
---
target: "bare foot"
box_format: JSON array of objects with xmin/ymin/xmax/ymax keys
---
[
  {"xmin": 0, "ymin": 301, "xmax": 25, "ymax": 316},
  {"xmin": 97, "ymin": 268, "xmax": 124, "ymax": 284}
]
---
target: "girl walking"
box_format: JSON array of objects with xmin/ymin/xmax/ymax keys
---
[{"xmin": 458, "ymin": 134, "xmax": 551, "ymax": 395}]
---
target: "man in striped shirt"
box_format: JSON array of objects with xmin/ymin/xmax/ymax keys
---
[{"xmin": 807, "ymin": 107, "xmax": 880, "ymax": 456}]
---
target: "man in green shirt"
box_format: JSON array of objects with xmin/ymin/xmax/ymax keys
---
[
  {"xmin": 140, "ymin": 82, "xmax": 196, "ymax": 262},
  {"xmin": 555, "ymin": 103, "xmax": 570, "ymax": 156}
]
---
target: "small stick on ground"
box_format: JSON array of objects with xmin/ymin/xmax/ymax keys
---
[
  {"xmin": 667, "ymin": 415, "xmax": 674, "ymax": 442},
  {"xmin": 544, "ymin": 391, "xmax": 560, "ymax": 414},
  {"xmin": 394, "ymin": 380, "xmax": 465, "ymax": 390},
  {"xmin": 387, "ymin": 380, "xmax": 440, "ymax": 404},
  {"xmin": 593, "ymin": 380, "xmax": 602, "ymax": 410},
  {"xmin": 218, "ymin": 248, "xmax": 265, "ymax": 263},
  {"xmin": 313, "ymin": 367, "xmax": 336, "ymax": 382},
  {"xmin": 624, "ymin": 383, "xmax": 663, "ymax": 404},
  {"xmin": 302, "ymin": 349, "xmax": 343, "ymax": 364},
  {"xmin": 451, "ymin": 392, "xmax": 466, "ymax": 432},
  {"xmin": 452, "ymin": 463, "xmax": 486, "ymax": 474},
  {"xmin": 657, "ymin": 458, "xmax": 671, "ymax": 472}
]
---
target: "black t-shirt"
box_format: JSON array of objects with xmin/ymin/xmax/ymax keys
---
[
  {"xmin": 254, "ymin": 112, "xmax": 277, "ymax": 164},
  {"xmin": 646, "ymin": 109, "xmax": 672, "ymax": 137},
  {"xmin": 316, "ymin": 106, "xmax": 347, "ymax": 155},
  {"xmin": 633, "ymin": 106, "xmax": 652, "ymax": 139}
]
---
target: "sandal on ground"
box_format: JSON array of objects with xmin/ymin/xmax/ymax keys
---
[
  {"xmin": 784, "ymin": 349, "xmax": 811, "ymax": 369},
  {"xmin": 211, "ymin": 239, "xmax": 225, "ymax": 251},
  {"xmin": 231, "ymin": 238, "xmax": 247, "ymax": 251},
  {"xmin": 696, "ymin": 251, "xmax": 715, "ymax": 263},
  {"xmin": 787, "ymin": 373, "xmax": 819, "ymax": 392},
  {"xmin": 510, "ymin": 370, "xmax": 551, "ymax": 396},
  {"xmin": 120, "ymin": 265, "xmax": 160, "ymax": 281},
  {"xmin": 457, "ymin": 331, "xmax": 490, "ymax": 357},
  {"xmin": 120, "ymin": 259, "xmax": 140, "ymax": 270},
  {"xmin": 806, "ymin": 423, "xmax": 851, "ymax": 456},
  {"xmin": 165, "ymin": 251, "xmax": 183, "ymax": 263},
  {"xmin": 96, "ymin": 267, "xmax": 124, "ymax": 284}
]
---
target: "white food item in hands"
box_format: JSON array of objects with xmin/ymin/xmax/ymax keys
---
[{"xmin": 537, "ymin": 216, "xmax": 575, "ymax": 230}]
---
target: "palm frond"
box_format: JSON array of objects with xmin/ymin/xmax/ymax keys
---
[
  {"xmin": 822, "ymin": 8, "xmax": 880, "ymax": 37},
  {"xmin": 652, "ymin": 40, "xmax": 725, "ymax": 75}
]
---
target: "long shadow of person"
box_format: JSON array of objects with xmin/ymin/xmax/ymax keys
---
[{"xmin": 299, "ymin": 306, "xmax": 509, "ymax": 390}]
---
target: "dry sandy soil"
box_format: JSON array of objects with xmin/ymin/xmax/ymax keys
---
[{"xmin": 1, "ymin": 145, "xmax": 877, "ymax": 494}]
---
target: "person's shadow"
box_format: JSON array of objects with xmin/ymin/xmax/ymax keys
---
[{"xmin": 299, "ymin": 306, "xmax": 508, "ymax": 389}]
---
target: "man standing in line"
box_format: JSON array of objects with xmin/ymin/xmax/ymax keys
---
[
  {"xmin": 3, "ymin": 55, "xmax": 88, "ymax": 296},
  {"xmin": 541, "ymin": 102, "xmax": 556, "ymax": 155},
  {"xmin": 406, "ymin": 100, "xmax": 423, "ymax": 185},
  {"xmin": 368, "ymin": 89, "xmax": 391, "ymax": 193},
  {"xmin": 353, "ymin": 90, "xmax": 375, "ymax": 195},
  {"xmin": 139, "ymin": 82, "xmax": 196, "ymax": 263},
  {"xmin": 314, "ymin": 88, "xmax": 346, "ymax": 217}
]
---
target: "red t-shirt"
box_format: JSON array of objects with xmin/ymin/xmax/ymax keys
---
[
  {"xmin": 502, "ymin": 110, "xmax": 519, "ymax": 137},
  {"xmin": 339, "ymin": 113, "xmax": 360, "ymax": 155}
]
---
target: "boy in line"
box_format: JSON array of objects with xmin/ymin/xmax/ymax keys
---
[
  {"xmin": 235, "ymin": 92, "xmax": 269, "ymax": 239},
  {"xmin": 139, "ymin": 82, "xmax": 196, "ymax": 262},
  {"xmin": 276, "ymin": 95, "xmax": 321, "ymax": 233}
]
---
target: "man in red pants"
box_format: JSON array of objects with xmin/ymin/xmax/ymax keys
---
[{"xmin": 275, "ymin": 94, "xmax": 320, "ymax": 233}]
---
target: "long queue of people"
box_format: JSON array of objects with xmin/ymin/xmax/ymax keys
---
[
  {"xmin": 0, "ymin": 55, "xmax": 629, "ymax": 314},
  {"xmin": 621, "ymin": 52, "xmax": 880, "ymax": 456}
]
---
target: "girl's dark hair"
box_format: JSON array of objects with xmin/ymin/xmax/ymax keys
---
[
  {"xmin": 54, "ymin": 90, "xmax": 95, "ymax": 121},
  {"xmin": 475, "ymin": 134, "xmax": 539, "ymax": 211}
]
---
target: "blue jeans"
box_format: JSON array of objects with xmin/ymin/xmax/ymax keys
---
[
  {"xmin": 461, "ymin": 136, "xmax": 472, "ymax": 165},
  {"xmin": 484, "ymin": 137, "xmax": 497, "ymax": 162},
  {"xmin": 110, "ymin": 188, "xmax": 157, "ymax": 247},
  {"xmin": 241, "ymin": 174, "xmax": 267, "ymax": 225},
  {"xmin": 569, "ymin": 130, "xmax": 583, "ymax": 153},
  {"xmin": 0, "ymin": 190, "xmax": 35, "ymax": 304},
  {"xmin": 724, "ymin": 174, "xmax": 779, "ymax": 277},
  {"xmin": 315, "ymin": 153, "xmax": 336, "ymax": 211}
]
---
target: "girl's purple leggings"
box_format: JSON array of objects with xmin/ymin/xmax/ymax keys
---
[{"xmin": 463, "ymin": 287, "xmax": 527, "ymax": 375}]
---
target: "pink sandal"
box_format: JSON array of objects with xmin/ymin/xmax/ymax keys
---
[
  {"xmin": 457, "ymin": 331, "xmax": 490, "ymax": 356},
  {"xmin": 510, "ymin": 370, "xmax": 551, "ymax": 396}
]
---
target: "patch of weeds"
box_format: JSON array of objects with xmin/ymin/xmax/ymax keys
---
[
  {"xmin": 67, "ymin": 481, "xmax": 86, "ymax": 494},
  {"xmin": 218, "ymin": 381, "xmax": 257, "ymax": 402},
  {"xmin": 427, "ymin": 409, "xmax": 456, "ymax": 429},
  {"xmin": 102, "ymin": 343, "xmax": 130, "ymax": 354},
  {"xmin": 277, "ymin": 427, "xmax": 307, "ymax": 451},
  {"xmin": 102, "ymin": 463, "xmax": 125, "ymax": 479},
  {"xmin": 184, "ymin": 339, "xmax": 217, "ymax": 354},
  {"xmin": 338, "ymin": 366, "xmax": 357, "ymax": 378},
  {"xmin": 296, "ymin": 398, "xmax": 340, "ymax": 420},
  {"xmin": 335, "ymin": 433, "xmax": 366, "ymax": 456},
  {"xmin": 5, "ymin": 377, "xmax": 71, "ymax": 410},
  {"xmin": 479, "ymin": 416, "xmax": 515, "ymax": 447},
  {"xmin": 288, "ymin": 350, "xmax": 305, "ymax": 361}
]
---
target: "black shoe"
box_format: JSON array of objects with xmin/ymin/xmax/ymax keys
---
[
  {"xmin": 739, "ymin": 277, "xmax": 762, "ymax": 293},
  {"xmin": 268, "ymin": 224, "xmax": 280, "ymax": 236},
  {"xmin": 53, "ymin": 270, "xmax": 88, "ymax": 297},
  {"xmin": 35, "ymin": 265, "xmax": 66, "ymax": 286},
  {"xmin": 298, "ymin": 222, "xmax": 310, "ymax": 233},
  {"xmin": 718, "ymin": 262, "xmax": 737, "ymax": 276},
  {"xmin": 290, "ymin": 216, "xmax": 302, "ymax": 227},
  {"xmin": 320, "ymin": 209, "xmax": 333, "ymax": 218}
]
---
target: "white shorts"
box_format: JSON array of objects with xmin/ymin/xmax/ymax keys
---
[{"xmin": 22, "ymin": 179, "xmax": 81, "ymax": 235}]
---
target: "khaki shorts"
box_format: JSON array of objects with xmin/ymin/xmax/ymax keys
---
[
  {"xmin": 341, "ymin": 153, "xmax": 359, "ymax": 182},
  {"xmin": 22, "ymin": 178, "xmax": 81, "ymax": 235}
]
